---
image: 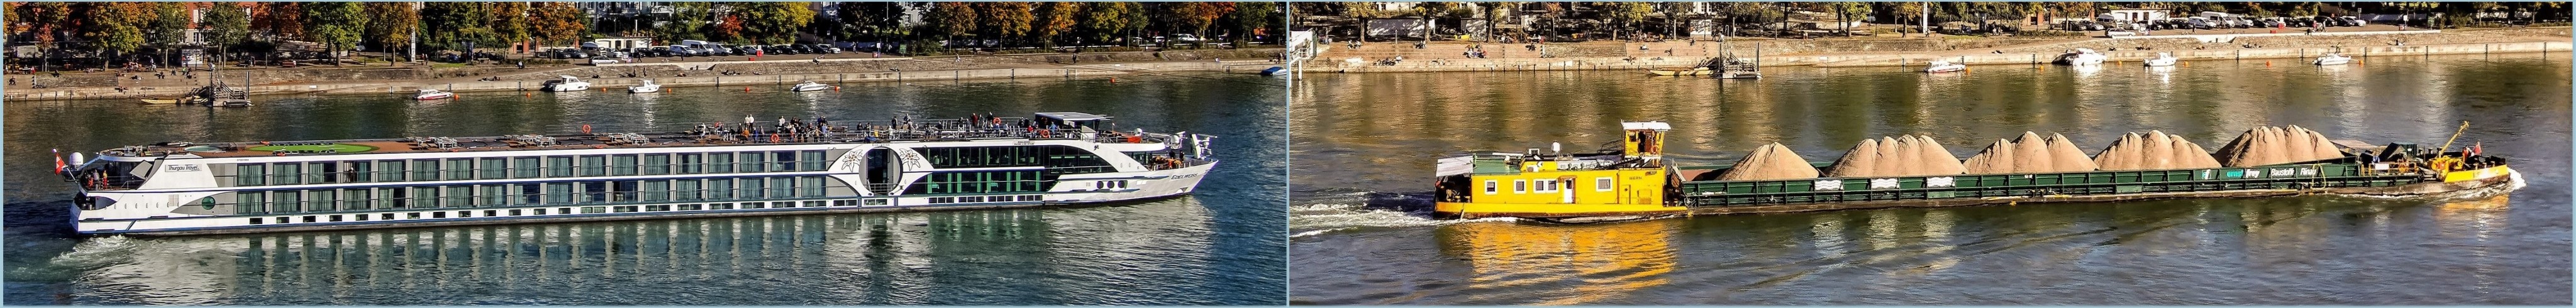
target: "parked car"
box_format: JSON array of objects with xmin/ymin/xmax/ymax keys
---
[{"xmin": 808, "ymin": 43, "xmax": 839, "ymax": 54}]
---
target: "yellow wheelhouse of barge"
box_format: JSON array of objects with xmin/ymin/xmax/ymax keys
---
[{"xmin": 1433, "ymin": 122, "xmax": 1689, "ymax": 219}]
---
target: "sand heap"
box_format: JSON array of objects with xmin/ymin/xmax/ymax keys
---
[
  {"xmin": 2212, "ymin": 125, "xmax": 2345, "ymax": 167},
  {"xmin": 2092, "ymin": 130, "xmax": 2224, "ymax": 170},
  {"xmin": 1823, "ymin": 135, "xmax": 1968, "ymax": 177},
  {"xmin": 1716, "ymin": 143, "xmax": 1821, "ymax": 181},
  {"xmin": 1962, "ymin": 132, "xmax": 2099, "ymax": 174}
]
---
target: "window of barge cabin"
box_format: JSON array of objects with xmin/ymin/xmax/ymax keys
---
[
  {"xmin": 513, "ymin": 157, "xmax": 541, "ymax": 179},
  {"xmin": 308, "ymin": 190, "xmax": 336, "ymax": 212},
  {"xmin": 480, "ymin": 158, "xmax": 508, "ymax": 180},
  {"xmin": 643, "ymin": 180, "xmax": 670, "ymax": 202},
  {"xmin": 612, "ymin": 155, "xmax": 640, "ymax": 176},
  {"xmin": 643, "ymin": 154, "xmax": 672, "ymax": 175},
  {"xmin": 739, "ymin": 151, "xmax": 769, "ymax": 172},
  {"xmin": 677, "ymin": 153, "xmax": 703, "ymax": 173},
  {"xmin": 443, "ymin": 185, "xmax": 471, "ymax": 207},
  {"xmin": 707, "ymin": 179, "xmax": 735, "ymax": 200},
  {"xmin": 613, "ymin": 181, "xmax": 639, "ymax": 202},
  {"xmin": 740, "ymin": 178, "xmax": 767, "ymax": 199},
  {"xmin": 582, "ymin": 181, "xmax": 609, "ymax": 203},
  {"xmin": 410, "ymin": 159, "xmax": 440, "ymax": 181},
  {"xmin": 546, "ymin": 156, "xmax": 574, "ymax": 177},
  {"xmin": 580, "ymin": 155, "xmax": 608, "ymax": 177},
  {"xmin": 374, "ymin": 160, "xmax": 407, "ymax": 182},
  {"xmin": 236, "ymin": 163, "xmax": 267, "ymax": 186},
  {"xmin": 799, "ymin": 150, "xmax": 826, "ymax": 171},
  {"xmin": 270, "ymin": 163, "xmax": 302, "ymax": 185},
  {"xmin": 237, "ymin": 192, "xmax": 268, "ymax": 214},
  {"xmin": 675, "ymin": 179, "xmax": 703, "ymax": 201},
  {"xmin": 545, "ymin": 182, "xmax": 574, "ymax": 204},
  {"xmin": 445, "ymin": 158, "xmax": 472, "ymax": 180},
  {"xmin": 709, "ymin": 153, "xmax": 735, "ymax": 173}
]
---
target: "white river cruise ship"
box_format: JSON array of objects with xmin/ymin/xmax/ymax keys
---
[{"xmin": 56, "ymin": 112, "xmax": 1216, "ymax": 235}]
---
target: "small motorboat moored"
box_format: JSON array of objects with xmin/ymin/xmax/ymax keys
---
[
  {"xmin": 412, "ymin": 89, "xmax": 455, "ymax": 100},
  {"xmin": 787, "ymin": 81, "xmax": 832, "ymax": 92},
  {"xmin": 1923, "ymin": 60, "xmax": 1967, "ymax": 73},
  {"xmin": 1260, "ymin": 67, "xmax": 1287, "ymax": 75},
  {"xmin": 541, "ymin": 75, "xmax": 592, "ymax": 92},
  {"xmin": 2313, "ymin": 53, "xmax": 2353, "ymax": 65},
  {"xmin": 138, "ymin": 98, "xmax": 180, "ymax": 104},
  {"xmin": 2143, "ymin": 52, "xmax": 2179, "ymax": 67},
  {"xmin": 2056, "ymin": 48, "xmax": 2108, "ymax": 65},
  {"xmin": 630, "ymin": 80, "xmax": 662, "ymax": 93}
]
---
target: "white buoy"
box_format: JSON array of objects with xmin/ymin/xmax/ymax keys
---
[
  {"xmin": 69, "ymin": 152, "xmax": 86, "ymax": 167},
  {"xmin": 1552, "ymin": 142, "xmax": 1562, "ymax": 155}
]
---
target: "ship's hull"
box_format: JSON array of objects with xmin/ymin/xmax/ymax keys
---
[{"xmin": 1433, "ymin": 165, "xmax": 2513, "ymax": 220}]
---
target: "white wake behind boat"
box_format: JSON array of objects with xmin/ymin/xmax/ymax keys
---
[
  {"xmin": 542, "ymin": 75, "xmax": 592, "ymax": 92},
  {"xmin": 412, "ymin": 89, "xmax": 454, "ymax": 100},
  {"xmin": 787, "ymin": 81, "xmax": 833, "ymax": 92},
  {"xmin": 630, "ymin": 80, "xmax": 662, "ymax": 93},
  {"xmin": 1923, "ymin": 60, "xmax": 1967, "ymax": 73},
  {"xmin": 2142, "ymin": 52, "xmax": 2179, "ymax": 67},
  {"xmin": 2314, "ymin": 53, "xmax": 2353, "ymax": 65},
  {"xmin": 2057, "ymin": 48, "xmax": 2108, "ymax": 65}
]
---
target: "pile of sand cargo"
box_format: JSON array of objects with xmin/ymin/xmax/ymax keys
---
[
  {"xmin": 2092, "ymin": 130, "xmax": 2224, "ymax": 170},
  {"xmin": 1714, "ymin": 143, "xmax": 1821, "ymax": 180},
  {"xmin": 1823, "ymin": 135, "xmax": 1968, "ymax": 177},
  {"xmin": 2212, "ymin": 125, "xmax": 2346, "ymax": 167},
  {"xmin": 1962, "ymin": 132, "xmax": 2098, "ymax": 174}
]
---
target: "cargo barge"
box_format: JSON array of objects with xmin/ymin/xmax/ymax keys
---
[{"xmin": 1432, "ymin": 122, "xmax": 2517, "ymax": 220}]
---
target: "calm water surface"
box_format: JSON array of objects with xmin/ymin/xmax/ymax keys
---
[
  {"xmin": 1288, "ymin": 54, "xmax": 2571, "ymax": 305},
  {"xmin": 4, "ymin": 74, "xmax": 1286, "ymax": 305}
]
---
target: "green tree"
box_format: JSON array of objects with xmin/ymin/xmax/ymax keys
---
[
  {"xmin": 487, "ymin": 2, "xmax": 531, "ymax": 48},
  {"xmin": 529, "ymin": 2, "xmax": 588, "ymax": 47},
  {"xmin": 731, "ymin": 2, "xmax": 814, "ymax": 44},
  {"xmin": 362, "ymin": 3, "xmax": 419, "ymax": 59},
  {"xmin": 1597, "ymin": 2, "xmax": 1654, "ymax": 40},
  {"xmin": 146, "ymin": 3, "xmax": 191, "ymax": 66},
  {"xmin": 253, "ymin": 3, "xmax": 304, "ymax": 40},
  {"xmin": 1082, "ymin": 2, "xmax": 1144, "ymax": 47},
  {"xmin": 299, "ymin": 1, "xmax": 365, "ymax": 65},
  {"xmin": 1827, "ymin": 2, "xmax": 1872, "ymax": 36},
  {"xmin": 80, "ymin": 3, "xmax": 150, "ymax": 66},
  {"xmin": 1226, "ymin": 1, "xmax": 1279, "ymax": 46},
  {"xmin": 1169, "ymin": 2, "xmax": 1235, "ymax": 48},
  {"xmin": 202, "ymin": 3, "xmax": 252, "ymax": 63},
  {"xmin": 658, "ymin": 3, "xmax": 713, "ymax": 42},
  {"xmin": 420, "ymin": 3, "xmax": 492, "ymax": 53},
  {"xmin": 833, "ymin": 2, "xmax": 909, "ymax": 41},
  {"xmin": 926, "ymin": 3, "xmax": 980, "ymax": 41},
  {"xmin": 1031, "ymin": 2, "xmax": 1082, "ymax": 47}
]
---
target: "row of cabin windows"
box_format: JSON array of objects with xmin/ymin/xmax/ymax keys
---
[
  {"xmin": 242, "ymin": 200, "xmax": 868, "ymax": 225},
  {"xmin": 216, "ymin": 176, "xmax": 830, "ymax": 215},
  {"xmin": 231, "ymin": 150, "xmax": 831, "ymax": 186},
  {"xmin": 1480, "ymin": 177, "xmax": 1619, "ymax": 194},
  {"xmin": 924, "ymin": 195, "xmax": 1044, "ymax": 204},
  {"xmin": 918, "ymin": 146, "xmax": 1118, "ymax": 174},
  {"xmin": 902, "ymin": 170, "xmax": 1049, "ymax": 195}
]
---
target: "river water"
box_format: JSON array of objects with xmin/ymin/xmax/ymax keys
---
[
  {"xmin": 3, "ymin": 74, "xmax": 1286, "ymax": 305},
  {"xmin": 1288, "ymin": 54, "xmax": 2571, "ymax": 305}
]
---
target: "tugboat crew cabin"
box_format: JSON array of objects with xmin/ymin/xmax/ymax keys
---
[{"xmin": 57, "ymin": 112, "xmax": 1218, "ymax": 235}]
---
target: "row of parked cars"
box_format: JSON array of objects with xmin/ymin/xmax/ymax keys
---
[
  {"xmin": 2065, "ymin": 15, "xmax": 2370, "ymax": 31},
  {"xmin": 543, "ymin": 43, "xmax": 847, "ymax": 60}
]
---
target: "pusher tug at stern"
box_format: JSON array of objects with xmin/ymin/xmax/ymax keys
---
[{"xmin": 1432, "ymin": 121, "xmax": 2519, "ymax": 221}]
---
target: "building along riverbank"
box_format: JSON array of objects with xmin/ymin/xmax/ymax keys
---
[{"xmin": 1301, "ymin": 28, "xmax": 2569, "ymax": 73}]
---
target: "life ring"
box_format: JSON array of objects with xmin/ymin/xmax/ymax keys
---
[
  {"xmin": 592, "ymin": 145, "xmax": 606, "ymax": 149},
  {"xmin": 1037, "ymin": 129, "xmax": 1051, "ymax": 138},
  {"xmin": 582, "ymin": 124, "xmax": 593, "ymax": 134}
]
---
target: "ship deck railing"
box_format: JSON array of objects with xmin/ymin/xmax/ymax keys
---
[{"xmin": 99, "ymin": 117, "xmax": 1184, "ymax": 158}]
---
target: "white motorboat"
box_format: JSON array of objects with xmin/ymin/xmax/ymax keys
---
[
  {"xmin": 2056, "ymin": 48, "xmax": 2108, "ymax": 65},
  {"xmin": 1923, "ymin": 60, "xmax": 1967, "ymax": 73},
  {"xmin": 412, "ymin": 89, "xmax": 454, "ymax": 100},
  {"xmin": 787, "ymin": 81, "xmax": 833, "ymax": 92},
  {"xmin": 2142, "ymin": 52, "xmax": 2179, "ymax": 67},
  {"xmin": 630, "ymin": 79, "xmax": 662, "ymax": 93},
  {"xmin": 541, "ymin": 75, "xmax": 592, "ymax": 92},
  {"xmin": 2313, "ymin": 53, "xmax": 2352, "ymax": 65}
]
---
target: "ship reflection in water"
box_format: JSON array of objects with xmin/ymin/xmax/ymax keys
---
[
  {"xmin": 57, "ymin": 200, "xmax": 1218, "ymax": 305},
  {"xmin": 1442, "ymin": 221, "xmax": 1674, "ymax": 305}
]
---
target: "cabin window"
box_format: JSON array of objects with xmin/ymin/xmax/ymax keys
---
[
  {"xmin": 675, "ymin": 179, "xmax": 703, "ymax": 201},
  {"xmin": 301, "ymin": 216, "xmax": 316, "ymax": 223},
  {"xmin": 1513, "ymin": 180, "xmax": 1527, "ymax": 194},
  {"xmin": 431, "ymin": 211, "xmax": 447, "ymax": 219},
  {"xmin": 646, "ymin": 204, "xmax": 669, "ymax": 211},
  {"xmin": 272, "ymin": 191, "xmax": 303, "ymax": 213},
  {"xmin": 411, "ymin": 187, "xmax": 439, "ymax": 208},
  {"xmin": 480, "ymin": 185, "xmax": 506, "ymax": 206},
  {"xmin": 407, "ymin": 212, "xmax": 421, "ymax": 219},
  {"xmin": 345, "ymin": 161, "xmax": 372, "ymax": 182},
  {"xmin": 378, "ymin": 187, "xmax": 402, "ymax": 209},
  {"xmin": 342, "ymin": 189, "xmax": 370, "ymax": 210},
  {"xmin": 612, "ymin": 155, "xmax": 640, "ymax": 176},
  {"xmin": 308, "ymin": 190, "xmax": 336, "ymax": 212},
  {"xmin": 330, "ymin": 215, "xmax": 343, "ymax": 222},
  {"xmin": 677, "ymin": 153, "xmax": 703, "ymax": 173},
  {"xmin": 354, "ymin": 214, "xmax": 367, "ymax": 221},
  {"xmin": 709, "ymin": 153, "xmax": 735, "ymax": 173},
  {"xmin": 643, "ymin": 154, "xmax": 672, "ymax": 175},
  {"xmin": 545, "ymin": 182, "xmax": 574, "ymax": 204},
  {"xmin": 679, "ymin": 204, "xmax": 702, "ymax": 211},
  {"xmin": 740, "ymin": 151, "xmax": 770, "ymax": 172},
  {"xmin": 546, "ymin": 156, "xmax": 574, "ymax": 177},
  {"xmin": 309, "ymin": 162, "xmax": 338, "ymax": 184},
  {"xmin": 740, "ymin": 178, "xmax": 767, "ymax": 199},
  {"xmin": 582, "ymin": 181, "xmax": 610, "ymax": 203},
  {"xmin": 409, "ymin": 159, "xmax": 439, "ymax": 181},
  {"xmin": 1484, "ymin": 180, "xmax": 1498, "ymax": 194},
  {"xmin": 198, "ymin": 197, "xmax": 217, "ymax": 209},
  {"xmin": 455, "ymin": 211, "xmax": 470, "ymax": 217},
  {"xmin": 614, "ymin": 206, "xmax": 638, "ymax": 212},
  {"xmin": 803, "ymin": 201, "xmax": 826, "ymax": 207},
  {"xmin": 515, "ymin": 183, "xmax": 542, "ymax": 206},
  {"xmin": 270, "ymin": 163, "xmax": 302, "ymax": 185},
  {"xmin": 741, "ymin": 202, "xmax": 766, "ymax": 209},
  {"xmin": 580, "ymin": 155, "xmax": 608, "ymax": 177},
  {"xmin": 775, "ymin": 151, "xmax": 801, "ymax": 171},
  {"xmin": 480, "ymin": 158, "xmax": 508, "ymax": 180},
  {"xmin": 443, "ymin": 185, "xmax": 470, "ymax": 207},
  {"xmin": 710, "ymin": 203, "xmax": 735, "ymax": 210},
  {"xmin": 708, "ymin": 179, "xmax": 736, "ymax": 200},
  {"xmin": 250, "ymin": 217, "xmax": 263, "ymax": 224},
  {"xmin": 769, "ymin": 177, "xmax": 793, "ymax": 199},
  {"xmin": 513, "ymin": 157, "xmax": 542, "ymax": 179},
  {"xmin": 509, "ymin": 209, "xmax": 523, "ymax": 216},
  {"xmin": 799, "ymin": 177, "xmax": 826, "ymax": 197},
  {"xmin": 613, "ymin": 181, "xmax": 640, "ymax": 202},
  {"xmin": 382, "ymin": 213, "xmax": 394, "ymax": 220},
  {"xmin": 375, "ymin": 160, "xmax": 407, "ymax": 182},
  {"xmin": 445, "ymin": 158, "xmax": 472, "ymax": 180},
  {"xmin": 237, "ymin": 192, "xmax": 269, "ymax": 214},
  {"xmin": 643, "ymin": 180, "xmax": 670, "ymax": 202},
  {"xmin": 1596, "ymin": 177, "xmax": 1614, "ymax": 192},
  {"xmin": 483, "ymin": 210, "xmax": 496, "ymax": 217},
  {"xmin": 801, "ymin": 150, "xmax": 828, "ymax": 171}
]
